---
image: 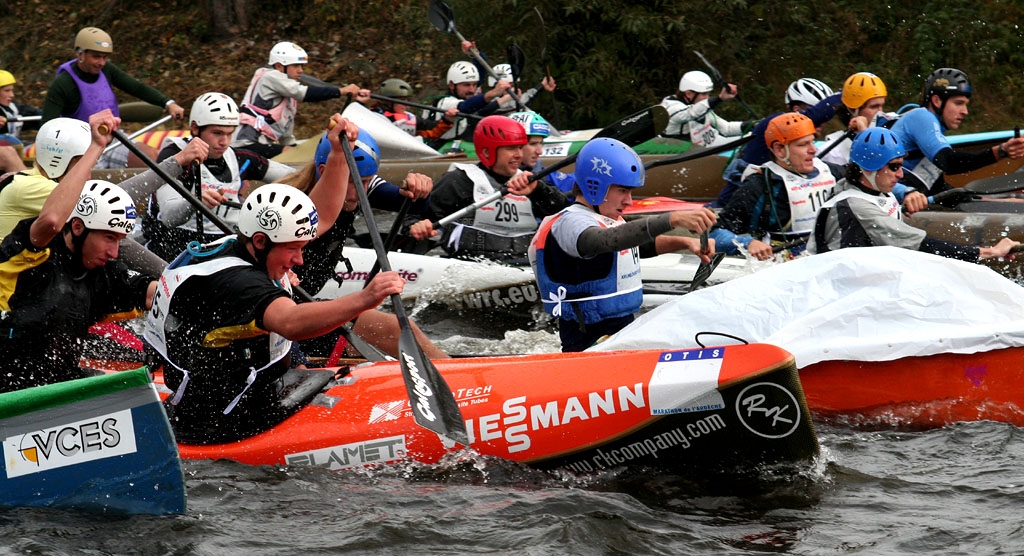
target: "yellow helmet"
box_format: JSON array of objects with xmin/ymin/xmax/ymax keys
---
[
  {"xmin": 842, "ymin": 72, "xmax": 887, "ymax": 110},
  {"xmin": 0, "ymin": 70, "xmax": 15, "ymax": 88},
  {"xmin": 75, "ymin": 27, "xmax": 113, "ymax": 53}
]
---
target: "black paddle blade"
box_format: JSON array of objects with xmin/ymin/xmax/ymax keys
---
[
  {"xmin": 595, "ymin": 105, "xmax": 669, "ymax": 148},
  {"xmin": 397, "ymin": 325, "xmax": 469, "ymax": 446},
  {"xmin": 506, "ymin": 43, "xmax": 525, "ymax": 82},
  {"xmin": 690, "ymin": 253, "xmax": 726, "ymax": 292},
  {"xmin": 428, "ymin": 0, "xmax": 455, "ymax": 33},
  {"xmin": 693, "ymin": 50, "xmax": 724, "ymax": 85},
  {"xmin": 964, "ymin": 172, "xmax": 1024, "ymax": 195}
]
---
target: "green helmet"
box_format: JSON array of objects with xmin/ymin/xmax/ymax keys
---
[
  {"xmin": 379, "ymin": 78, "xmax": 413, "ymax": 99},
  {"xmin": 508, "ymin": 111, "xmax": 551, "ymax": 138}
]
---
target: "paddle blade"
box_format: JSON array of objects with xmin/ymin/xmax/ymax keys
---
[
  {"xmin": 397, "ymin": 325, "xmax": 469, "ymax": 446},
  {"xmin": 964, "ymin": 172, "xmax": 1024, "ymax": 195},
  {"xmin": 690, "ymin": 253, "xmax": 725, "ymax": 292},
  {"xmin": 507, "ymin": 43, "xmax": 525, "ymax": 82},
  {"xmin": 595, "ymin": 105, "xmax": 668, "ymax": 148},
  {"xmin": 118, "ymin": 101, "xmax": 165, "ymax": 123},
  {"xmin": 428, "ymin": 0, "xmax": 455, "ymax": 33},
  {"xmin": 693, "ymin": 51, "xmax": 724, "ymax": 85}
]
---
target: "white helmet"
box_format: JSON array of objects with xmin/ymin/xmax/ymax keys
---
[
  {"xmin": 71, "ymin": 180, "xmax": 137, "ymax": 235},
  {"xmin": 678, "ymin": 71, "xmax": 714, "ymax": 94},
  {"xmin": 190, "ymin": 92, "xmax": 240, "ymax": 127},
  {"xmin": 35, "ymin": 117, "xmax": 92, "ymax": 179},
  {"xmin": 268, "ymin": 41, "xmax": 308, "ymax": 67},
  {"xmin": 238, "ymin": 183, "xmax": 318, "ymax": 242},
  {"xmin": 487, "ymin": 63, "xmax": 514, "ymax": 87},
  {"xmin": 447, "ymin": 61, "xmax": 479, "ymax": 85},
  {"xmin": 785, "ymin": 78, "xmax": 834, "ymax": 106}
]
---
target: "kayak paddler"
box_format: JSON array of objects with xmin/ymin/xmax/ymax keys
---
[
  {"xmin": 808, "ymin": 127, "xmax": 1019, "ymax": 261},
  {"xmin": 145, "ymin": 119, "xmax": 444, "ymax": 445},
  {"xmin": 423, "ymin": 114, "xmax": 569, "ymax": 265},
  {"xmin": 890, "ymin": 68, "xmax": 1024, "ymax": 205},
  {"xmin": 529, "ymin": 137, "xmax": 717, "ymax": 352},
  {"xmin": 710, "ymin": 112, "xmax": 843, "ymax": 260},
  {"xmin": 0, "ymin": 111, "xmax": 157, "ymax": 394}
]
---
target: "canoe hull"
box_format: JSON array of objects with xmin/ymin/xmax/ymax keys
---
[
  {"xmin": 171, "ymin": 345, "xmax": 819, "ymax": 475},
  {"xmin": 801, "ymin": 347, "xmax": 1024, "ymax": 428},
  {"xmin": 0, "ymin": 368, "xmax": 185, "ymax": 515},
  {"xmin": 314, "ymin": 247, "xmax": 750, "ymax": 318}
]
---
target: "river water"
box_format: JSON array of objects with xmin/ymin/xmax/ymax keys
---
[
  {"xmin": 2, "ymin": 420, "xmax": 1022, "ymax": 555},
  {"xmin": 5, "ymin": 310, "xmax": 1024, "ymax": 555}
]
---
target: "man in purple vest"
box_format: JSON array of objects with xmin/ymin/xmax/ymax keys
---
[{"xmin": 41, "ymin": 27, "xmax": 185, "ymax": 168}]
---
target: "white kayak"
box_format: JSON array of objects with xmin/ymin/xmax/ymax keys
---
[{"xmin": 312, "ymin": 247, "xmax": 761, "ymax": 316}]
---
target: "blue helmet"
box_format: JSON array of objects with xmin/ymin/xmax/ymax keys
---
[
  {"xmin": 850, "ymin": 128, "xmax": 906, "ymax": 172},
  {"xmin": 573, "ymin": 137, "xmax": 645, "ymax": 205},
  {"xmin": 315, "ymin": 129, "xmax": 381, "ymax": 179}
]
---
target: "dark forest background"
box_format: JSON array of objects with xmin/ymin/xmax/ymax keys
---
[{"xmin": 3, "ymin": 0, "xmax": 1023, "ymax": 139}]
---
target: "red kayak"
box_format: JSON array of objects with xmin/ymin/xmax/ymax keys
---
[
  {"xmin": 800, "ymin": 349, "xmax": 1024, "ymax": 427},
  {"xmin": 140, "ymin": 344, "xmax": 819, "ymax": 475}
]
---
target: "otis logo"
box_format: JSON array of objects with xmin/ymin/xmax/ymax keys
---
[{"xmin": 3, "ymin": 409, "xmax": 138, "ymax": 478}]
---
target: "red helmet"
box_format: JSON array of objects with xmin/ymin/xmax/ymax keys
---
[
  {"xmin": 764, "ymin": 113, "xmax": 816, "ymax": 148},
  {"xmin": 473, "ymin": 115, "xmax": 527, "ymax": 167}
]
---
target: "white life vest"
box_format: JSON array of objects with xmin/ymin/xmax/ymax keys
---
[
  {"xmin": 821, "ymin": 185, "xmax": 903, "ymax": 221},
  {"xmin": 2, "ymin": 104, "xmax": 23, "ymax": 137},
  {"xmin": 144, "ymin": 239, "xmax": 291, "ymax": 414},
  {"xmin": 384, "ymin": 110, "xmax": 418, "ymax": 136},
  {"xmin": 164, "ymin": 137, "xmax": 242, "ymax": 233},
  {"xmin": 763, "ymin": 158, "xmax": 837, "ymax": 236},
  {"xmin": 451, "ymin": 162, "xmax": 536, "ymax": 235},
  {"xmin": 436, "ymin": 97, "xmax": 466, "ymax": 140},
  {"xmin": 238, "ymin": 67, "xmax": 298, "ymax": 142}
]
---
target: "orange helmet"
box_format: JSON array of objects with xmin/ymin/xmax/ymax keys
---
[
  {"xmin": 473, "ymin": 115, "xmax": 527, "ymax": 167},
  {"xmin": 764, "ymin": 113, "xmax": 816, "ymax": 148}
]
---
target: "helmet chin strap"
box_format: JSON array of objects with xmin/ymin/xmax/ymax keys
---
[
  {"xmin": 862, "ymin": 169, "xmax": 881, "ymax": 191},
  {"xmin": 779, "ymin": 145, "xmax": 808, "ymax": 177}
]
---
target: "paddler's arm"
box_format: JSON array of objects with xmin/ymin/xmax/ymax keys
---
[
  {"xmin": 307, "ymin": 115, "xmax": 359, "ymax": 233},
  {"xmin": 574, "ymin": 209, "xmax": 715, "ymax": 259},
  {"xmin": 260, "ymin": 271, "xmax": 404, "ymax": 341}
]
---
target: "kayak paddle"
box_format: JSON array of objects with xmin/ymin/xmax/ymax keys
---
[
  {"xmin": 428, "ymin": 0, "xmax": 528, "ymax": 111},
  {"xmin": 644, "ymin": 133, "xmax": 753, "ymax": 171},
  {"xmin": 816, "ymin": 129, "xmax": 856, "ymax": 160},
  {"xmin": 299, "ymin": 75, "xmax": 484, "ymax": 121},
  {"xmin": 436, "ymin": 104, "xmax": 669, "ymax": 228},
  {"xmin": 689, "ymin": 231, "xmax": 724, "ymax": 292},
  {"xmin": 108, "ymin": 127, "xmax": 390, "ymax": 363},
  {"xmin": 341, "ymin": 132, "xmax": 470, "ymax": 447},
  {"xmin": 102, "ymin": 114, "xmax": 173, "ymax": 155},
  {"xmin": 507, "ymin": 42, "xmax": 525, "ymax": 94},
  {"xmin": 693, "ymin": 50, "xmax": 759, "ymax": 120}
]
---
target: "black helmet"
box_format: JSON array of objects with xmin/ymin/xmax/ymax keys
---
[{"xmin": 923, "ymin": 68, "xmax": 971, "ymax": 105}]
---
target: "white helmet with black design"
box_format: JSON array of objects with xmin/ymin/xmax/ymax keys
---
[{"xmin": 238, "ymin": 183, "xmax": 318, "ymax": 242}]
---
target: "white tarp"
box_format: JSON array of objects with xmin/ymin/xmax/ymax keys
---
[{"xmin": 592, "ymin": 246, "xmax": 1024, "ymax": 367}]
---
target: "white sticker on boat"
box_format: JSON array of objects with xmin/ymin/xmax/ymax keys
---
[
  {"xmin": 542, "ymin": 143, "xmax": 571, "ymax": 157},
  {"xmin": 649, "ymin": 348, "xmax": 725, "ymax": 415},
  {"xmin": 285, "ymin": 435, "xmax": 407, "ymax": 470},
  {"xmin": 3, "ymin": 409, "xmax": 138, "ymax": 479}
]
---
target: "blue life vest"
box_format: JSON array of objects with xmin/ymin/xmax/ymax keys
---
[{"xmin": 529, "ymin": 205, "xmax": 643, "ymax": 324}]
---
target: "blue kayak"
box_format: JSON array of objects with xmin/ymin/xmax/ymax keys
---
[{"xmin": 0, "ymin": 367, "xmax": 185, "ymax": 515}]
